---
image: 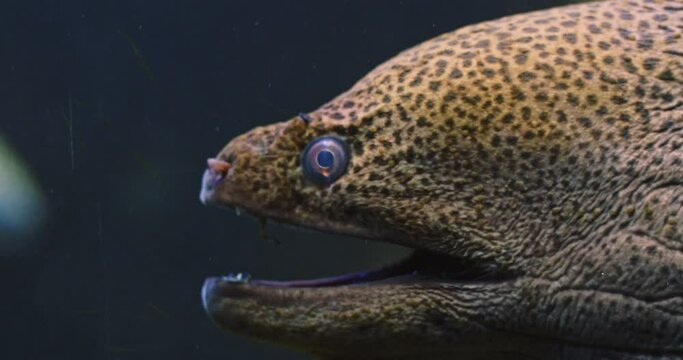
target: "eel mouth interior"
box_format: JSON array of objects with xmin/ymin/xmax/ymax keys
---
[
  {"xmin": 210, "ymin": 249, "xmax": 509, "ymax": 289},
  {"xmin": 202, "ymin": 213, "xmax": 511, "ymax": 299}
]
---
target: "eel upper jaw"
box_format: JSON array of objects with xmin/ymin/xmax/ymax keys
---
[{"xmin": 200, "ymin": 165, "xmax": 406, "ymax": 243}]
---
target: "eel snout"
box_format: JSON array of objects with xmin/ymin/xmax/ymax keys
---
[{"xmin": 199, "ymin": 158, "xmax": 231, "ymax": 205}]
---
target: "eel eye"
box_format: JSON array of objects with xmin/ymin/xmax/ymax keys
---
[{"xmin": 301, "ymin": 136, "xmax": 349, "ymax": 185}]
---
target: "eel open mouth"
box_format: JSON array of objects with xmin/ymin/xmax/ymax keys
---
[
  {"xmin": 203, "ymin": 249, "xmax": 503, "ymax": 290},
  {"xmin": 199, "ymin": 158, "xmax": 514, "ymax": 348},
  {"xmin": 201, "ymin": 237, "xmax": 509, "ymax": 315},
  {"xmin": 200, "ymin": 158, "xmax": 506, "ymax": 294}
]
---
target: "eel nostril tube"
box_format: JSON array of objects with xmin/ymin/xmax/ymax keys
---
[
  {"xmin": 207, "ymin": 158, "xmax": 230, "ymax": 175},
  {"xmin": 206, "ymin": 158, "xmax": 231, "ymax": 187}
]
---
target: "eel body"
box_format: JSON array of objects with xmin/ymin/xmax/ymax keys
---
[{"xmin": 200, "ymin": 1, "xmax": 683, "ymax": 359}]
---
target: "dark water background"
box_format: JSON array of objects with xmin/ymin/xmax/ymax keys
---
[{"xmin": 2, "ymin": 1, "xmax": 568, "ymax": 358}]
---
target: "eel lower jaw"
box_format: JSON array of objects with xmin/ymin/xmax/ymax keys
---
[{"xmin": 201, "ymin": 249, "xmax": 514, "ymax": 327}]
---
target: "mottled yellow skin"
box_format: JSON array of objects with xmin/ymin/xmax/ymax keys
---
[{"xmin": 200, "ymin": 1, "xmax": 683, "ymax": 359}]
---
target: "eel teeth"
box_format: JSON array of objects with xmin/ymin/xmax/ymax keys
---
[{"xmin": 223, "ymin": 272, "xmax": 251, "ymax": 283}]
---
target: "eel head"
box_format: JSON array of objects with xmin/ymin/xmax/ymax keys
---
[{"xmin": 199, "ymin": 0, "xmax": 683, "ymax": 358}]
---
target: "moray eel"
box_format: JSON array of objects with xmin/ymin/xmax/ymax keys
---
[{"xmin": 199, "ymin": 0, "xmax": 683, "ymax": 358}]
